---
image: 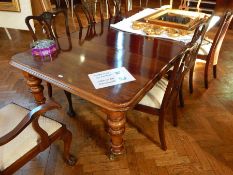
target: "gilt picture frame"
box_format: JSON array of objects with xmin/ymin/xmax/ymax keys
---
[{"xmin": 0, "ymin": 0, "xmax": 20, "ymax": 12}]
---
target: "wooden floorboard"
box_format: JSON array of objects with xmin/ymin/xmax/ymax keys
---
[{"xmin": 1, "ymin": 3, "xmax": 233, "ymax": 175}]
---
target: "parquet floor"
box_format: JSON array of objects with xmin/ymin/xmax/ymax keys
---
[{"xmin": 1, "ymin": 2, "xmax": 233, "ymax": 175}]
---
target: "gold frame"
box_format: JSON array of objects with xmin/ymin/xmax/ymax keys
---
[
  {"xmin": 0, "ymin": 0, "xmax": 21, "ymax": 12},
  {"xmin": 137, "ymin": 9, "xmax": 206, "ymax": 31}
]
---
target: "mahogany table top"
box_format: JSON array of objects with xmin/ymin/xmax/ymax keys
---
[{"xmin": 10, "ymin": 20, "xmax": 185, "ymax": 111}]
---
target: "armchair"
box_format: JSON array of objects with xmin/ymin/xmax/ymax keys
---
[{"xmin": 0, "ymin": 101, "xmax": 76, "ymax": 175}]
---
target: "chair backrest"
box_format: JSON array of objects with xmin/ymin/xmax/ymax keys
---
[
  {"xmin": 160, "ymin": 22, "xmax": 208, "ymax": 110},
  {"xmin": 189, "ymin": 21, "xmax": 209, "ymax": 56},
  {"xmin": 179, "ymin": 0, "xmax": 216, "ymax": 14},
  {"xmin": 106, "ymin": 0, "xmax": 122, "ymax": 18},
  {"xmin": 161, "ymin": 42, "xmax": 200, "ymax": 110},
  {"xmin": 132, "ymin": 0, "xmax": 161, "ymax": 9},
  {"xmin": 207, "ymin": 10, "xmax": 233, "ymax": 65},
  {"xmin": 78, "ymin": 22, "xmax": 104, "ymax": 45},
  {"xmin": 25, "ymin": 10, "xmax": 71, "ymax": 51},
  {"xmin": 74, "ymin": 0, "xmax": 104, "ymax": 28},
  {"xmin": 179, "ymin": 0, "xmax": 201, "ymax": 11}
]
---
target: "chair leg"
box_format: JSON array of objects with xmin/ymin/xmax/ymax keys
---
[
  {"xmin": 61, "ymin": 129, "xmax": 77, "ymax": 166},
  {"xmin": 64, "ymin": 90, "xmax": 76, "ymax": 117},
  {"xmin": 189, "ymin": 66, "xmax": 194, "ymax": 94},
  {"xmin": 158, "ymin": 112, "xmax": 167, "ymax": 150},
  {"xmin": 47, "ymin": 82, "xmax": 52, "ymax": 97},
  {"xmin": 213, "ymin": 65, "xmax": 217, "ymax": 78},
  {"xmin": 172, "ymin": 96, "xmax": 178, "ymax": 127},
  {"xmin": 204, "ymin": 63, "xmax": 209, "ymax": 89},
  {"xmin": 179, "ymin": 80, "xmax": 184, "ymax": 108}
]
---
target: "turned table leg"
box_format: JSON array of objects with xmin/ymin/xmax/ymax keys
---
[
  {"xmin": 23, "ymin": 72, "xmax": 46, "ymax": 105},
  {"xmin": 107, "ymin": 111, "xmax": 126, "ymax": 157}
]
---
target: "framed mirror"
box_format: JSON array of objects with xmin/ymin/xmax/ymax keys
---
[{"xmin": 0, "ymin": 0, "xmax": 20, "ymax": 12}]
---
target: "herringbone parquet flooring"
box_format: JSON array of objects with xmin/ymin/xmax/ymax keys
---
[{"xmin": 1, "ymin": 3, "xmax": 233, "ymax": 174}]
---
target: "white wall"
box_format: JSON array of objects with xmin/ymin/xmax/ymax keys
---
[{"xmin": 0, "ymin": 0, "xmax": 33, "ymax": 30}]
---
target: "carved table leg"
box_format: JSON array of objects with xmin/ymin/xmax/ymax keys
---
[
  {"xmin": 23, "ymin": 72, "xmax": 46, "ymax": 105},
  {"xmin": 107, "ymin": 111, "xmax": 126, "ymax": 158}
]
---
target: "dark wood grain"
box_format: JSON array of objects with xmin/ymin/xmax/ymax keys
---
[{"xmin": 10, "ymin": 20, "xmax": 185, "ymax": 155}]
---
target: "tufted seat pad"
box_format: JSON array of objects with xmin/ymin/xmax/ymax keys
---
[
  {"xmin": 0, "ymin": 104, "xmax": 62, "ymax": 171},
  {"xmin": 139, "ymin": 77, "xmax": 168, "ymax": 109}
]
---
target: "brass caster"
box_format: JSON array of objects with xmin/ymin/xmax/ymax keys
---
[
  {"xmin": 109, "ymin": 153, "xmax": 116, "ymax": 160},
  {"xmin": 66, "ymin": 154, "xmax": 77, "ymax": 166}
]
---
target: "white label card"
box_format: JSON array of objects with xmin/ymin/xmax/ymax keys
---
[{"xmin": 88, "ymin": 67, "xmax": 136, "ymax": 89}]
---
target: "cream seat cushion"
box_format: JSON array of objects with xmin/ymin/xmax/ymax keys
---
[
  {"xmin": 0, "ymin": 104, "xmax": 62, "ymax": 171},
  {"xmin": 198, "ymin": 40, "xmax": 212, "ymax": 56},
  {"xmin": 139, "ymin": 77, "xmax": 168, "ymax": 109}
]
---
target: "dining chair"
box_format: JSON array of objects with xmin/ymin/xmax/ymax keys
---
[
  {"xmin": 179, "ymin": 0, "xmax": 216, "ymax": 14},
  {"xmin": 25, "ymin": 10, "xmax": 76, "ymax": 117},
  {"xmin": 78, "ymin": 23, "xmax": 104, "ymax": 45},
  {"xmin": 73, "ymin": 0, "xmax": 104, "ymax": 28},
  {"xmin": 179, "ymin": 0, "xmax": 201, "ymax": 11},
  {"xmin": 107, "ymin": 0, "xmax": 162, "ymax": 17},
  {"xmin": 0, "ymin": 100, "xmax": 76, "ymax": 175},
  {"xmin": 186, "ymin": 14, "xmax": 214, "ymax": 95},
  {"xmin": 190, "ymin": 11, "xmax": 233, "ymax": 89},
  {"xmin": 170, "ymin": 20, "xmax": 210, "ymax": 107},
  {"xmin": 126, "ymin": 0, "xmax": 162, "ymax": 10},
  {"xmin": 106, "ymin": 0, "xmax": 122, "ymax": 18},
  {"xmin": 133, "ymin": 40, "xmax": 202, "ymax": 150},
  {"xmin": 132, "ymin": 22, "xmax": 208, "ymax": 150},
  {"xmin": 25, "ymin": 10, "xmax": 72, "ymax": 52}
]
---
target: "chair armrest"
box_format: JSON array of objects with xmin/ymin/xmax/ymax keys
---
[{"xmin": 0, "ymin": 100, "xmax": 61, "ymax": 146}]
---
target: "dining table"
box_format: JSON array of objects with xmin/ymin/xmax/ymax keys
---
[{"xmin": 10, "ymin": 12, "xmax": 192, "ymax": 158}]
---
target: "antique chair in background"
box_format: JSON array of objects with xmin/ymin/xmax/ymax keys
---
[
  {"xmin": 73, "ymin": 0, "xmax": 104, "ymax": 53},
  {"xmin": 133, "ymin": 42, "xmax": 200, "ymax": 150},
  {"xmin": 25, "ymin": 10, "xmax": 76, "ymax": 117},
  {"xmin": 0, "ymin": 100, "xmax": 76, "ymax": 175},
  {"xmin": 179, "ymin": 0, "xmax": 216, "ymax": 14},
  {"xmin": 106, "ymin": 0, "xmax": 122, "ymax": 18},
  {"xmin": 190, "ymin": 10, "xmax": 233, "ymax": 89},
  {"xmin": 178, "ymin": 22, "xmax": 208, "ymax": 107},
  {"xmin": 106, "ymin": 0, "xmax": 162, "ymax": 18},
  {"xmin": 186, "ymin": 13, "xmax": 214, "ymax": 94},
  {"xmin": 132, "ymin": 22, "xmax": 208, "ymax": 150},
  {"xmin": 73, "ymin": 0, "xmax": 104, "ymax": 28}
]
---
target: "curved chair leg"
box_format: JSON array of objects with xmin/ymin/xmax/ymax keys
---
[
  {"xmin": 213, "ymin": 65, "xmax": 217, "ymax": 78},
  {"xmin": 189, "ymin": 66, "xmax": 194, "ymax": 94},
  {"xmin": 61, "ymin": 129, "xmax": 77, "ymax": 166},
  {"xmin": 47, "ymin": 82, "xmax": 52, "ymax": 97},
  {"xmin": 204, "ymin": 63, "xmax": 209, "ymax": 89},
  {"xmin": 64, "ymin": 90, "xmax": 76, "ymax": 117},
  {"xmin": 172, "ymin": 96, "xmax": 178, "ymax": 127},
  {"xmin": 179, "ymin": 80, "xmax": 184, "ymax": 108},
  {"xmin": 158, "ymin": 112, "xmax": 167, "ymax": 150}
]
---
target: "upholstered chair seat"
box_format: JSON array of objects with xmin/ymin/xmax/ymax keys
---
[
  {"xmin": 139, "ymin": 78, "xmax": 168, "ymax": 109},
  {"xmin": 198, "ymin": 40, "xmax": 212, "ymax": 57},
  {"xmin": 0, "ymin": 101, "xmax": 76, "ymax": 175},
  {"xmin": 0, "ymin": 104, "xmax": 62, "ymax": 171}
]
